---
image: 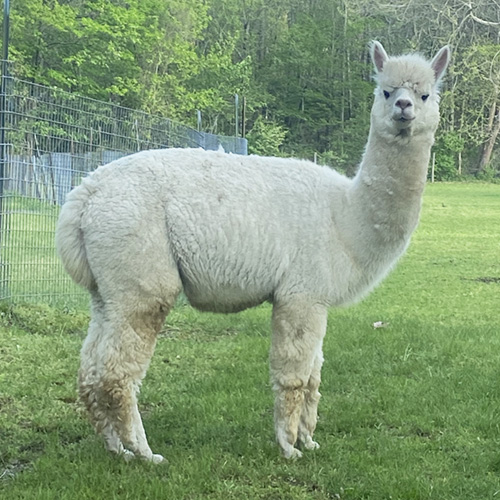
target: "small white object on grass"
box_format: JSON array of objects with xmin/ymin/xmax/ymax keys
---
[{"xmin": 373, "ymin": 321, "xmax": 389, "ymax": 329}]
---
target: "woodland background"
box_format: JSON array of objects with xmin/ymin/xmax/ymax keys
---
[{"xmin": 2, "ymin": 0, "xmax": 500, "ymax": 180}]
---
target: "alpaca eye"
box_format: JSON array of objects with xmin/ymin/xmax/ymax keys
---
[
  {"xmin": 421, "ymin": 94, "xmax": 429, "ymax": 101},
  {"xmin": 383, "ymin": 90, "xmax": 390, "ymax": 99}
]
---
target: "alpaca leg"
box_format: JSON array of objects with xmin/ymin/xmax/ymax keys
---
[
  {"xmin": 270, "ymin": 300, "xmax": 327, "ymax": 459},
  {"xmin": 79, "ymin": 293, "xmax": 129, "ymax": 457},
  {"xmin": 101, "ymin": 308, "xmax": 167, "ymax": 462},
  {"xmin": 297, "ymin": 349, "xmax": 324, "ymax": 450},
  {"xmin": 76, "ymin": 204, "xmax": 183, "ymax": 462},
  {"xmin": 79, "ymin": 296, "xmax": 169, "ymax": 462}
]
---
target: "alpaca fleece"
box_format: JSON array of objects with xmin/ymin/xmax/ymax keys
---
[{"xmin": 56, "ymin": 41, "xmax": 450, "ymax": 462}]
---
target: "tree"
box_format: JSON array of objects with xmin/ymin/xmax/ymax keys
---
[
  {"xmin": 5, "ymin": 0, "xmax": 250, "ymax": 127},
  {"xmin": 2, "ymin": 0, "xmax": 500, "ymax": 175}
]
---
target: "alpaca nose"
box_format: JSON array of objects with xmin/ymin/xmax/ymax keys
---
[{"xmin": 396, "ymin": 98, "xmax": 412, "ymax": 110}]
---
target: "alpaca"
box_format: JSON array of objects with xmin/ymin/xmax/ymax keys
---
[{"xmin": 55, "ymin": 41, "xmax": 450, "ymax": 462}]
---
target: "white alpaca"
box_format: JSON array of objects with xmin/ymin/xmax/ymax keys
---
[{"xmin": 56, "ymin": 42, "xmax": 450, "ymax": 462}]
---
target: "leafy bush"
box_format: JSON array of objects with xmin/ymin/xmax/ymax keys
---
[
  {"xmin": 432, "ymin": 132, "xmax": 465, "ymax": 181},
  {"xmin": 476, "ymin": 165, "xmax": 500, "ymax": 182},
  {"xmin": 247, "ymin": 117, "xmax": 287, "ymax": 156}
]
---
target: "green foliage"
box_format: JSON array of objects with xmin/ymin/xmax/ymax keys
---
[
  {"xmin": 476, "ymin": 165, "xmax": 499, "ymax": 183},
  {"xmin": 2, "ymin": 0, "xmax": 500, "ymax": 176},
  {"xmin": 432, "ymin": 131, "xmax": 465, "ymax": 181},
  {"xmin": 246, "ymin": 116, "xmax": 287, "ymax": 156},
  {"xmin": 256, "ymin": 5, "xmax": 373, "ymax": 159},
  {"xmin": 8, "ymin": 0, "xmax": 219, "ymax": 117}
]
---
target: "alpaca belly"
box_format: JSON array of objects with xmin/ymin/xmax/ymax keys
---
[
  {"xmin": 169, "ymin": 223, "xmax": 285, "ymax": 313},
  {"xmin": 176, "ymin": 254, "xmax": 277, "ymax": 313},
  {"xmin": 183, "ymin": 282, "xmax": 271, "ymax": 313}
]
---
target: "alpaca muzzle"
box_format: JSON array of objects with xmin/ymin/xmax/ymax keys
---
[{"xmin": 392, "ymin": 89, "xmax": 415, "ymax": 125}]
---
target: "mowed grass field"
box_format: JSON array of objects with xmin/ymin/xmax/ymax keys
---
[{"xmin": 0, "ymin": 182, "xmax": 499, "ymax": 499}]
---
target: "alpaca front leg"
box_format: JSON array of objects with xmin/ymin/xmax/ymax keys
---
[
  {"xmin": 298, "ymin": 350, "xmax": 324, "ymax": 450},
  {"xmin": 270, "ymin": 300, "xmax": 327, "ymax": 459},
  {"xmin": 273, "ymin": 382, "xmax": 305, "ymax": 459}
]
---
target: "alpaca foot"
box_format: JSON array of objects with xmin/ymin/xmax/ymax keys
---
[
  {"xmin": 280, "ymin": 440, "xmax": 303, "ymax": 460},
  {"xmin": 276, "ymin": 424, "xmax": 303, "ymax": 459},
  {"xmin": 298, "ymin": 426, "xmax": 319, "ymax": 450},
  {"xmin": 132, "ymin": 449, "xmax": 166, "ymax": 464},
  {"xmin": 119, "ymin": 449, "xmax": 136, "ymax": 462},
  {"xmin": 299, "ymin": 429, "xmax": 319, "ymax": 450},
  {"xmin": 151, "ymin": 453, "xmax": 166, "ymax": 464},
  {"xmin": 284, "ymin": 447, "xmax": 303, "ymax": 460},
  {"xmin": 118, "ymin": 449, "xmax": 165, "ymax": 464},
  {"xmin": 303, "ymin": 439, "xmax": 320, "ymax": 451}
]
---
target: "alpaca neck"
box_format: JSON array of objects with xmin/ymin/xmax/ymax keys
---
[
  {"xmin": 348, "ymin": 126, "xmax": 435, "ymax": 262},
  {"xmin": 359, "ymin": 126, "xmax": 434, "ymax": 192}
]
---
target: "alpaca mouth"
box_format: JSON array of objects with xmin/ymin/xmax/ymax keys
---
[
  {"xmin": 394, "ymin": 115, "xmax": 415, "ymax": 123},
  {"xmin": 393, "ymin": 115, "xmax": 415, "ymax": 127}
]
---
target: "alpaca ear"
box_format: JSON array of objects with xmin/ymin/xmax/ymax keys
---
[
  {"xmin": 431, "ymin": 45, "xmax": 451, "ymax": 83},
  {"xmin": 370, "ymin": 41, "xmax": 388, "ymax": 73}
]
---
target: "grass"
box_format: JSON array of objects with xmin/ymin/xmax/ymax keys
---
[{"xmin": 1, "ymin": 182, "xmax": 500, "ymax": 499}]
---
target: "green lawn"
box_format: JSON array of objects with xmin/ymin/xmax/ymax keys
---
[{"xmin": 1, "ymin": 182, "xmax": 499, "ymax": 499}]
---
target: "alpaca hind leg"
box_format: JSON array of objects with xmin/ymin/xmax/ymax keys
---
[
  {"xmin": 79, "ymin": 293, "xmax": 130, "ymax": 457},
  {"xmin": 79, "ymin": 298, "xmax": 169, "ymax": 462},
  {"xmin": 297, "ymin": 350, "xmax": 324, "ymax": 450},
  {"xmin": 79, "ymin": 211, "xmax": 182, "ymax": 461},
  {"xmin": 99, "ymin": 307, "xmax": 168, "ymax": 462},
  {"xmin": 270, "ymin": 300, "xmax": 327, "ymax": 459}
]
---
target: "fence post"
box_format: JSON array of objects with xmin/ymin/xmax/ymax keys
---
[
  {"xmin": 431, "ymin": 152, "xmax": 435, "ymax": 183},
  {"xmin": 0, "ymin": 0, "xmax": 11, "ymax": 298},
  {"xmin": 0, "ymin": 0, "xmax": 11, "ymax": 208},
  {"xmin": 235, "ymin": 94, "xmax": 239, "ymax": 137}
]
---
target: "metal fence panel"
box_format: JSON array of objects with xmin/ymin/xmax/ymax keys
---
[{"xmin": 0, "ymin": 68, "xmax": 247, "ymax": 307}]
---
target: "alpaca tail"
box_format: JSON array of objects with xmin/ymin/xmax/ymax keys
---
[{"xmin": 55, "ymin": 179, "xmax": 96, "ymax": 291}]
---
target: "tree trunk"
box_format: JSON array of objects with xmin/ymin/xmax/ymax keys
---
[{"xmin": 477, "ymin": 102, "xmax": 500, "ymax": 173}]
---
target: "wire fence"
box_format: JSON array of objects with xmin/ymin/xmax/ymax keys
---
[{"xmin": 0, "ymin": 65, "xmax": 247, "ymax": 307}]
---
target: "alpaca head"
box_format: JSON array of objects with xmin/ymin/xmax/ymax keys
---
[{"xmin": 369, "ymin": 41, "xmax": 450, "ymax": 138}]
